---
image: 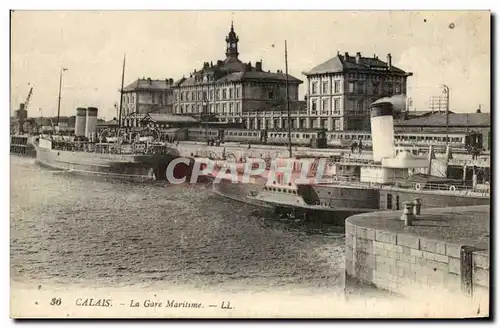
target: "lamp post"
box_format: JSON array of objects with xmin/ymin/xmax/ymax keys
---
[
  {"xmin": 203, "ymin": 97, "xmax": 209, "ymax": 144},
  {"xmin": 442, "ymin": 85, "xmax": 450, "ymax": 146},
  {"xmin": 284, "ymin": 40, "xmax": 292, "ymax": 158},
  {"xmin": 56, "ymin": 67, "xmax": 68, "ymax": 127}
]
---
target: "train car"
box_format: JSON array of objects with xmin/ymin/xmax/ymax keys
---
[
  {"xmin": 187, "ymin": 127, "xmax": 221, "ymax": 142},
  {"xmin": 222, "ymin": 128, "xmax": 265, "ymax": 144},
  {"xmin": 266, "ymin": 129, "xmax": 327, "ymax": 148},
  {"xmin": 326, "ymin": 131, "xmax": 372, "ymax": 148}
]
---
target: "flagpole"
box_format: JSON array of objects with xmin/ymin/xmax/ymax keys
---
[
  {"xmin": 118, "ymin": 54, "xmax": 126, "ymax": 129},
  {"xmin": 56, "ymin": 67, "xmax": 67, "ymax": 127}
]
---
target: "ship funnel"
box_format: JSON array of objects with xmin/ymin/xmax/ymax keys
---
[
  {"xmin": 75, "ymin": 107, "xmax": 87, "ymax": 137},
  {"xmin": 370, "ymin": 102, "xmax": 395, "ymax": 162},
  {"xmin": 85, "ymin": 107, "xmax": 98, "ymax": 141}
]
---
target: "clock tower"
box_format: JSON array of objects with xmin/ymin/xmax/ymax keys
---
[{"xmin": 225, "ymin": 21, "xmax": 239, "ymax": 60}]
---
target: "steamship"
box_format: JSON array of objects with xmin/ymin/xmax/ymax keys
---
[
  {"xmin": 212, "ymin": 100, "xmax": 490, "ymax": 225},
  {"xmin": 35, "ymin": 107, "xmax": 195, "ymax": 182}
]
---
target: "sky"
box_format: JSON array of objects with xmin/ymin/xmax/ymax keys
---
[{"xmin": 10, "ymin": 10, "xmax": 490, "ymax": 120}]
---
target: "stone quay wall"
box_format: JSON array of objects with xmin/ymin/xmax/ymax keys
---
[{"xmin": 345, "ymin": 215, "xmax": 489, "ymax": 299}]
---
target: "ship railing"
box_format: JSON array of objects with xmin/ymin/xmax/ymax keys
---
[{"xmin": 390, "ymin": 181, "xmax": 490, "ymax": 197}]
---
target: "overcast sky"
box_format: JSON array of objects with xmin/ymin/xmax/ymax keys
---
[{"xmin": 11, "ymin": 10, "xmax": 490, "ymax": 120}]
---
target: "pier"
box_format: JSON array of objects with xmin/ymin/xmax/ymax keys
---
[
  {"xmin": 10, "ymin": 135, "xmax": 35, "ymax": 157},
  {"xmin": 344, "ymin": 205, "xmax": 489, "ymax": 305}
]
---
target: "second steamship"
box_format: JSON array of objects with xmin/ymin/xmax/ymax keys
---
[{"xmin": 35, "ymin": 107, "xmax": 196, "ymax": 182}]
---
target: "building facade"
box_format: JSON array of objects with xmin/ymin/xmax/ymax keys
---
[
  {"xmin": 172, "ymin": 22, "xmax": 303, "ymax": 129},
  {"xmin": 121, "ymin": 78, "xmax": 175, "ymax": 117},
  {"xmin": 303, "ymin": 51, "xmax": 413, "ymax": 131}
]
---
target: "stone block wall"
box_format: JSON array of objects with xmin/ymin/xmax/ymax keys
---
[{"xmin": 345, "ymin": 220, "xmax": 489, "ymax": 299}]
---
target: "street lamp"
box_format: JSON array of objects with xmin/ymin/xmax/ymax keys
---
[
  {"xmin": 441, "ymin": 84, "xmax": 450, "ymax": 146},
  {"xmin": 56, "ymin": 67, "xmax": 68, "ymax": 127}
]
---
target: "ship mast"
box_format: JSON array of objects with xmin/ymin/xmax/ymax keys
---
[
  {"xmin": 118, "ymin": 54, "xmax": 126, "ymax": 128},
  {"xmin": 285, "ymin": 40, "xmax": 292, "ymax": 158}
]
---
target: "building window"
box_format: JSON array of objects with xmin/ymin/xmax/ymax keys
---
[
  {"xmin": 222, "ymin": 89, "xmax": 227, "ymax": 99},
  {"xmin": 229, "ymin": 89, "xmax": 233, "ymax": 99},
  {"xmin": 334, "ymin": 98, "xmax": 340, "ymax": 111},
  {"xmin": 348, "ymin": 82, "xmax": 354, "ymax": 93},
  {"xmin": 269, "ymin": 91, "xmax": 274, "ymax": 99},
  {"xmin": 394, "ymin": 83, "xmax": 401, "ymax": 94},
  {"xmin": 198, "ymin": 104, "xmax": 201, "ymax": 113},
  {"xmin": 203, "ymin": 91, "xmax": 208, "ymax": 101},
  {"xmin": 229, "ymin": 103, "xmax": 233, "ymax": 113},
  {"xmin": 210, "ymin": 104, "xmax": 214, "ymax": 113},
  {"xmin": 236, "ymin": 88, "xmax": 240, "ymax": 98},
  {"xmin": 312, "ymin": 82, "xmax": 318, "ymax": 94},
  {"xmin": 322, "ymin": 98, "xmax": 329, "ymax": 113},
  {"xmin": 222, "ymin": 103, "xmax": 227, "ymax": 113},
  {"xmin": 181, "ymin": 92, "xmax": 184, "ymax": 101},
  {"xmin": 386, "ymin": 83, "xmax": 393, "ymax": 95},
  {"xmin": 191, "ymin": 91, "xmax": 195, "ymax": 100},
  {"xmin": 334, "ymin": 81, "xmax": 340, "ymax": 93},
  {"xmin": 322, "ymin": 81, "xmax": 329, "ymax": 94},
  {"xmin": 372, "ymin": 83, "xmax": 379, "ymax": 95},
  {"xmin": 216, "ymin": 90, "xmax": 220, "ymax": 100},
  {"xmin": 356, "ymin": 81, "xmax": 364, "ymax": 94},
  {"xmin": 311, "ymin": 99, "xmax": 317, "ymax": 113},
  {"xmin": 198, "ymin": 91, "xmax": 202, "ymax": 100},
  {"xmin": 180, "ymin": 105, "xmax": 184, "ymax": 114},
  {"xmin": 357, "ymin": 100, "xmax": 363, "ymax": 111},
  {"xmin": 236, "ymin": 102, "xmax": 240, "ymax": 113},
  {"xmin": 216, "ymin": 103, "xmax": 220, "ymax": 113},
  {"xmin": 210, "ymin": 90, "xmax": 214, "ymax": 100}
]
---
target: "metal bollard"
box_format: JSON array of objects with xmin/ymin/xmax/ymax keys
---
[
  {"xmin": 413, "ymin": 198, "xmax": 421, "ymax": 216},
  {"xmin": 401, "ymin": 201, "xmax": 415, "ymax": 226}
]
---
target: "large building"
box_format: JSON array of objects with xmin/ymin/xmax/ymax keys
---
[
  {"xmin": 172, "ymin": 22, "xmax": 303, "ymax": 129},
  {"xmin": 303, "ymin": 51, "xmax": 413, "ymax": 131},
  {"xmin": 121, "ymin": 77, "xmax": 175, "ymax": 117}
]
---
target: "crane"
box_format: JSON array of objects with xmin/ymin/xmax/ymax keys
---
[{"xmin": 23, "ymin": 86, "xmax": 33, "ymax": 111}]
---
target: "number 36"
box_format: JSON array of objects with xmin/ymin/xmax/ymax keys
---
[{"xmin": 50, "ymin": 298, "xmax": 62, "ymax": 306}]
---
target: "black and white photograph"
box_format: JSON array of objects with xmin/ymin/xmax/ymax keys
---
[{"xmin": 9, "ymin": 10, "xmax": 491, "ymax": 318}]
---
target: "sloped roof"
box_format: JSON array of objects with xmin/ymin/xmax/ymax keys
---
[
  {"xmin": 175, "ymin": 70, "xmax": 302, "ymax": 87},
  {"xmin": 305, "ymin": 53, "xmax": 408, "ymax": 75},
  {"xmin": 396, "ymin": 112, "xmax": 490, "ymax": 127},
  {"xmin": 145, "ymin": 113, "xmax": 198, "ymax": 123},
  {"xmin": 123, "ymin": 79, "xmax": 173, "ymax": 92}
]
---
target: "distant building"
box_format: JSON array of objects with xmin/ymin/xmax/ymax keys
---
[
  {"xmin": 121, "ymin": 112, "xmax": 199, "ymax": 131},
  {"xmin": 395, "ymin": 112, "xmax": 491, "ymax": 150},
  {"xmin": 303, "ymin": 51, "xmax": 413, "ymax": 131},
  {"xmin": 121, "ymin": 78, "xmax": 175, "ymax": 117},
  {"xmin": 172, "ymin": 22, "xmax": 303, "ymax": 129}
]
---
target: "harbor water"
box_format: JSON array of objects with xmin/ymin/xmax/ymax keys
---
[{"xmin": 10, "ymin": 155, "xmax": 345, "ymax": 294}]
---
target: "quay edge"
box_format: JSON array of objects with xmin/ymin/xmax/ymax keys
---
[{"xmin": 344, "ymin": 205, "xmax": 490, "ymax": 314}]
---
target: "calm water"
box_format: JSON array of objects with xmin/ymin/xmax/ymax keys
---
[{"xmin": 10, "ymin": 156, "xmax": 345, "ymax": 293}]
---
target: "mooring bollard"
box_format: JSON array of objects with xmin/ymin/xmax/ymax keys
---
[
  {"xmin": 413, "ymin": 198, "xmax": 421, "ymax": 216},
  {"xmin": 401, "ymin": 201, "xmax": 415, "ymax": 226}
]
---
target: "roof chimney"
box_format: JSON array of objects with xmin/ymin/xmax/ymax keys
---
[
  {"xmin": 210, "ymin": 61, "xmax": 213, "ymax": 67},
  {"xmin": 387, "ymin": 53, "xmax": 392, "ymax": 69},
  {"xmin": 344, "ymin": 52, "xmax": 349, "ymax": 58},
  {"xmin": 256, "ymin": 60, "xmax": 262, "ymax": 71},
  {"xmin": 356, "ymin": 52, "xmax": 361, "ymax": 64}
]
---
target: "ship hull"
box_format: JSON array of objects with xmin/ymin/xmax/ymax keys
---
[
  {"xmin": 212, "ymin": 177, "xmax": 490, "ymax": 226},
  {"xmin": 211, "ymin": 178, "xmax": 375, "ymax": 225},
  {"xmin": 35, "ymin": 145, "xmax": 195, "ymax": 182}
]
